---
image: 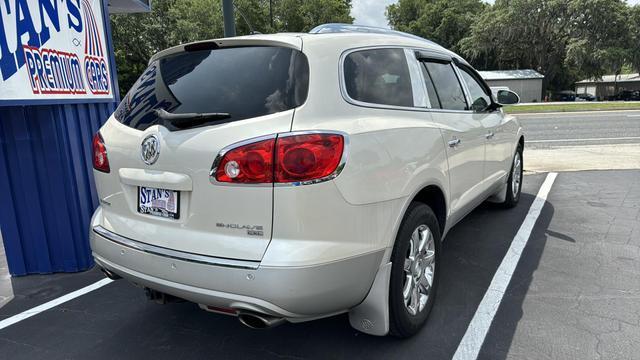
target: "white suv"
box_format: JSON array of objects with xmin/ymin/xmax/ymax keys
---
[{"xmin": 90, "ymin": 24, "xmax": 523, "ymax": 338}]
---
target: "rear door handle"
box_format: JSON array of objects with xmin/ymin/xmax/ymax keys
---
[
  {"xmin": 485, "ymin": 131, "xmax": 495, "ymax": 139},
  {"xmin": 448, "ymin": 138, "xmax": 461, "ymax": 148}
]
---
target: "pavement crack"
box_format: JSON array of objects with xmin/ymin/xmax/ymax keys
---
[{"xmin": 0, "ymin": 336, "xmax": 42, "ymax": 351}]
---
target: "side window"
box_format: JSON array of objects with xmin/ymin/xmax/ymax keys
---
[
  {"xmin": 459, "ymin": 67, "xmax": 492, "ymax": 112},
  {"xmin": 344, "ymin": 48, "xmax": 414, "ymax": 107},
  {"xmin": 422, "ymin": 62, "xmax": 467, "ymax": 111},
  {"xmin": 420, "ymin": 65, "xmax": 441, "ymax": 109}
]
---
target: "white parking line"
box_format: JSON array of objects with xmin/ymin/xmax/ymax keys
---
[
  {"xmin": 0, "ymin": 278, "xmax": 113, "ymax": 331},
  {"xmin": 452, "ymin": 172, "xmax": 558, "ymax": 360},
  {"xmin": 528, "ymin": 137, "xmax": 640, "ymax": 143}
]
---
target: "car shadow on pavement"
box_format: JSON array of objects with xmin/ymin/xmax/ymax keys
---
[
  {"xmin": 476, "ymin": 197, "xmax": 555, "ymax": 360},
  {"xmin": 84, "ymin": 196, "xmax": 555, "ymax": 359},
  {"xmin": 0, "ymin": 178, "xmax": 557, "ymax": 360}
]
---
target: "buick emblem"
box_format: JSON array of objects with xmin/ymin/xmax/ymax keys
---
[{"xmin": 141, "ymin": 134, "xmax": 160, "ymax": 165}]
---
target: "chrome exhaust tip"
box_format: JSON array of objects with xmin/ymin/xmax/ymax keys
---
[
  {"xmin": 100, "ymin": 267, "xmax": 121, "ymax": 280},
  {"xmin": 237, "ymin": 311, "xmax": 286, "ymax": 329}
]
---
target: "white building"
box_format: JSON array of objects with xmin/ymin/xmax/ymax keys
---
[
  {"xmin": 478, "ymin": 70, "xmax": 544, "ymax": 103},
  {"xmin": 576, "ymin": 73, "xmax": 640, "ymax": 100}
]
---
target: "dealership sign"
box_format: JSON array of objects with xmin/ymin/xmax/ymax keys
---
[{"xmin": 0, "ymin": 0, "xmax": 113, "ymax": 102}]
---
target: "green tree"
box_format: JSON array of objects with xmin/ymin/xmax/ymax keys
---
[
  {"xmin": 167, "ymin": 0, "xmax": 224, "ymax": 44},
  {"xmin": 459, "ymin": 0, "xmax": 573, "ymax": 91},
  {"xmin": 456, "ymin": 0, "xmax": 639, "ymax": 92},
  {"xmin": 271, "ymin": 0, "xmax": 353, "ymax": 33},
  {"xmin": 629, "ymin": 5, "xmax": 640, "ymax": 73},
  {"xmin": 386, "ymin": 0, "xmax": 487, "ymax": 53},
  {"xmin": 110, "ymin": 0, "xmax": 178, "ymax": 98},
  {"xmin": 565, "ymin": 0, "xmax": 631, "ymax": 88},
  {"xmin": 111, "ymin": 0, "xmax": 353, "ymax": 97}
]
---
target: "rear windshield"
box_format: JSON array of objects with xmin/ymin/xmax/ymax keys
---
[{"xmin": 114, "ymin": 46, "xmax": 309, "ymax": 131}]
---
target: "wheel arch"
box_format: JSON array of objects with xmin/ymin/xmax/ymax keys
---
[
  {"xmin": 349, "ymin": 182, "xmax": 448, "ymax": 336},
  {"xmin": 409, "ymin": 184, "xmax": 447, "ymax": 237}
]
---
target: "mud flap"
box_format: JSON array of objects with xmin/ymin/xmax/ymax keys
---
[
  {"xmin": 487, "ymin": 182, "xmax": 508, "ymax": 203},
  {"xmin": 348, "ymin": 262, "xmax": 392, "ymax": 336}
]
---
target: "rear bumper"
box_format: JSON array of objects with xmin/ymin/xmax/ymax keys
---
[{"xmin": 90, "ymin": 226, "xmax": 384, "ymax": 320}]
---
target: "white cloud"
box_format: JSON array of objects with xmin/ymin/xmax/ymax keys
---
[{"xmin": 351, "ymin": 0, "xmax": 398, "ymax": 28}]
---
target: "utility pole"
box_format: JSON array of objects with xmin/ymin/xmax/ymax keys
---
[
  {"xmin": 269, "ymin": 0, "xmax": 274, "ymax": 29},
  {"xmin": 222, "ymin": 0, "xmax": 236, "ymax": 37}
]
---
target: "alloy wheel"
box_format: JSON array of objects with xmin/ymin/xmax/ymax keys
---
[
  {"xmin": 512, "ymin": 152, "xmax": 522, "ymax": 198},
  {"xmin": 402, "ymin": 225, "xmax": 436, "ymax": 316}
]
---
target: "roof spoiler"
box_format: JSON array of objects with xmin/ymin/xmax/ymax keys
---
[{"xmin": 148, "ymin": 36, "xmax": 303, "ymax": 64}]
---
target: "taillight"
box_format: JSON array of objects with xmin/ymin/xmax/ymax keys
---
[
  {"xmin": 274, "ymin": 134, "xmax": 344, "ymax": 183},
  {"xmin": 92, "ymin": 132, "xmax": 110, "ymax": 173},
  {"xmin": 212, "ymin": 132, "xmax": 345, "ymax": 184},
  {"xmin": 215, "ymin": 137, "xmax": 275, "ymax": 183}
]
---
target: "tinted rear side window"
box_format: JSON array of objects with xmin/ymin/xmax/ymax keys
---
[
  {"xmin": 114, "ymin": 46, "xmax": 309, "ymax": 131},
  {"xmin": 343, "ymin": 48, "xmax": 414, "ymax": 107},
  {"xmin": 423, "ymin": 62, "xmax": 467, "ymax": 111}
]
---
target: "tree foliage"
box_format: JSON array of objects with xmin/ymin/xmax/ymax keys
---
[
  {"xmin": 460, "ymin": 0, "xmax": 572, "ymax": 90},
  {"xmin": 627, "ymin": 5, "xmax": 640, "ymax": 73},
  {"xmin": 565, "ymin": 0, "xmax": 631, "ymax": 82},
  {"xmin": 387, "ymin": 0, "xmax": 486, "ymax": 53},
  {"xmin": 111, "ymin": 0, "xmax": 353, "ymax": 97},
  {"xmin": 387, "ymin": 0, "xmax": 640, "ymax": 92}
]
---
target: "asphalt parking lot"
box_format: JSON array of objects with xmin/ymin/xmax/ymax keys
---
[{"xmin": 1, "ymin": 170, "xmax": 639, "ymax": 359}]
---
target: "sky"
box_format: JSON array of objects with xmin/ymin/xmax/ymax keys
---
[{"xmin": 351, "ymin": 0, "xmax": 640, "ymax": 29}]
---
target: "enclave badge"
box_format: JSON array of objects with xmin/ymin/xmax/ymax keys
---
[
  {"xmin": 216, "ymin": 223, "xmax": 264, "ymax": 237},
  {"xmin": 141, "ymin": 134, "xmax": 160, "ymax": 165}
]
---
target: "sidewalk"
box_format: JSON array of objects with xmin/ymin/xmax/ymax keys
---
[
  {"xmin": 0, "ymin": 230, "xmax": 13, "ymax": 308},
  {"xmin": 525, "ymin": 144, "xmax": 640, "ymax": 172}
]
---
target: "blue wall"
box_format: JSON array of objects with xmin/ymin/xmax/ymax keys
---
[
  {"xmin": 0, "ymin": 0, "xmax": 121, "ymax": 276},
  {"xmin": 0, "ymin": 103, "xmax": 115, "ymax": 275}
]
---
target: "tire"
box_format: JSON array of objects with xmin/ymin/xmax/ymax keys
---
[
  {"xmin": 501, "ymin": 145, "xmax": 523, "ymax": 209},
  {"xmin": 389, "ymin": 202, "xmax": 441, "ymax": 338}
]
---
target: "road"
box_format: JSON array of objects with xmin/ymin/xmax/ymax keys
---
[{"xmin": 515, "ymin": 110, "xmax": 640, "ymax": 149}]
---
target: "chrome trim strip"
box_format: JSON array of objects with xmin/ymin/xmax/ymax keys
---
[{"xmin": 92, "ymin": 226, "xmax": 260, "ymax": 270}]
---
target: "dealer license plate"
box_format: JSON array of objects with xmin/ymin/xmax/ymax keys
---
[{"xmin": 138, "ymin": 187, "xmax": 180, "ymax": 219}]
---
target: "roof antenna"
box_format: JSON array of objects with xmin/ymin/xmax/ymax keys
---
[{"xmin": 234, "ymin": 3, "xmax": 261, "ymax": 35}]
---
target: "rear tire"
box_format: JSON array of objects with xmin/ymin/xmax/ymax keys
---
[
  {"xmin": 501, "ymin": 145, "xmax": 523, "ymax": 208},
  {"xmin": 389, "ymin": 202, "xmax": 441, "ymax": 338}
]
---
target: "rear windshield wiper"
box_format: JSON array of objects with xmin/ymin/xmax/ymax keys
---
[{"xmin": 154, "ymin": 108, "xmax": 231, "ymax": 125}]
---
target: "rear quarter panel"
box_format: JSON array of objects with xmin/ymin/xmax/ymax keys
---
[{"xmin": 268, "ymin": 37, "xmax": 450, "ymax": 264}]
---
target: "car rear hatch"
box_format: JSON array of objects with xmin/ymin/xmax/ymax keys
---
[{"xmin": 95, "ymin": 38, "xmax": 308, "ymax": 261}]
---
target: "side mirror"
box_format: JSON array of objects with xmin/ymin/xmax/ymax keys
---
[
  {"xmin": 471, "ymin": 97, "xmax": 490, "ymax": 112},
  {"xmin": 496, "ymin": 89, "xmax": 520, "ymax": 105}
]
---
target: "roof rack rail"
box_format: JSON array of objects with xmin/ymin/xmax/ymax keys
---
[{"xmin": 309, "ymin": 23, "xmax": 439, "ymax": 46}]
